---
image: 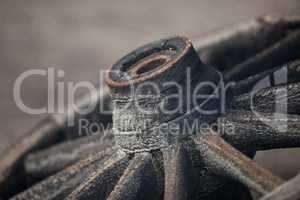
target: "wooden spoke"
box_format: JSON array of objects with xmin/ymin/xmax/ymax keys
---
[
  {"xmin": 0, "ymin": 118, "xmax": 62, "ymax": 198},
  {"xmin": 24, "ymin": 132, "xmax": 114, "ymax": 179},
  {"xmin": 232, "ymin": 82, "xmax": 300, "ymax": 114},
  {"xmin": 163, "ymin": 144, "xmax": 193, "ymax": 200},
  {"xmin": 107, "ymin": 153, "xmax": 160, "ymax": 200},
  {"xmin": 193, "ymin": 134, "xmax": 283, "ymax": 195},
  {"xmin": 224, "ymin": 30, "xmax": 300, "ymax": 82},
  {"xmin": 66, "ymin": 150, "xmax": 129, "ymax": 200},
  {"xmin": 193, "ymin": 14, "xmax": 300, "ymax": 71},
  {"xmin": 219, "ymin": 110, "xmax": 300, "ymax": 151},
  {"xmin": 10, "ymin": 146, "xmax": 117, "ymax": 200},
  {"xmin": 231, "ymin": 60, "xmax": 300, "ymax": 96}
]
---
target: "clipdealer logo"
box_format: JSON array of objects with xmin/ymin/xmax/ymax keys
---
[
  {"xmin": 13, "ymin": 68, "xmax": 110, "ymax": 125},
  {"xmin": 13, "ymin": 66, "xmax": 290, "ymax": 135}
]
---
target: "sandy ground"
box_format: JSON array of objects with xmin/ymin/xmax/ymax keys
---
[{"xmin": 0, "ymin": 0, "xmax": 300, "ymax": 179}]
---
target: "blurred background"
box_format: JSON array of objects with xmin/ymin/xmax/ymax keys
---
[{"xmin": 1, "ymin": 0, "xmax": 300, "ymax": 179}]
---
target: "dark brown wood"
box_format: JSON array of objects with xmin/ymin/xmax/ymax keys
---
[
  {"xmin": 2, "ymin": 14, "xmax": 300, "ymax": 200},
  {"xmin": 162, "ymin": 144, "xmax": 191, "ymax": 200},
  {"xmin": 232, "ymin": 82, "xmax": 300, "ymax": 115},
  {"xmin": 194, "ymin": 14, "xmax": 300, "ymax": 71},
  {"xmin": 107, "ymin": 153, "xmax": 160, "ymax": 200},
  {"xmin": 0, "ymin": 118, "xmax": 62, "ymax": 198},
  {"xmin": 224, "ymin": 30, "xmax": 300, "ymax": 82},
  {"xmin": 65, "ymin": 151, "xmax": 129, "ymax": 200},
  {"xmin": 10, "ymin": 146, "xmax": 118, "ymax": 200},
  {"xmin": 24, "ymin": 132, "xmax": 114, "ymax": 179},
  {"xmin": 193, "ymin": 134, "xmax": 283, "ymax": 195},
  {"xmin": 220, "ymin": 110, "xmax": 300, "ymax": 151}
]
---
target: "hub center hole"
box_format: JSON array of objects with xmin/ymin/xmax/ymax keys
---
[{"xmin": 136, "ymin": 57, "xmax": 167, "ymax": 75}]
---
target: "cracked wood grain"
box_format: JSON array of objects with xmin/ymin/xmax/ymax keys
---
[
  {"xmin": 194, "ymin": 134, "xmax": 283, "ymax": 196},
  {"xmin": 10, "ymin": 146, "xmax": 118, "ymax": 200},
  {"xmin": 24, "ymin": 132, "xmax": 114, "ymax": 179},
  {"xmin": 65, "ymin": 150, "xmax": 129, "ymax": 200},
  {"xmin": 107, "ymin": 152, "xmax": 160, "ymax": 200}
]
